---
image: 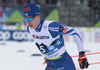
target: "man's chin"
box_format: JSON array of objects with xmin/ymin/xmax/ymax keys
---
[{"xmin": 29, "ymin": 26, "xmax": 34, "ymax": 29}]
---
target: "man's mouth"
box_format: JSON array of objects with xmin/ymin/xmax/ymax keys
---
[{"xmin": 29, "ymin": 25, "xmax": 32, "ymax": 27}]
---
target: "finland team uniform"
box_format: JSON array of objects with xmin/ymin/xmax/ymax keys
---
[{"xmin": 27, "ymin": 19, "xmax": 84, "ymax": 70}]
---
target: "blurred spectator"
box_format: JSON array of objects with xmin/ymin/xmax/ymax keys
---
[
  {"xmin": 27, "ymin": 0, "xmax": 31, "ymax": 3},
  {"xmin": 80, "ymin": 0, "xmax": 84, "ymax": 4},
  {"xmin": 88, "ymin": 0, "xmax": 95, "ymax": 8},
  {"xmin": 88, "ymin": 0, "xmax": 100, "ymax": 10},
  {"xmin": 40, "ymin": 0, "xmax": 46, "ymax": 5},
  {"xmin": 1, "ymin": 0, "xmax": 6, "ymax": 7},
  {"xmin": 88, "ymin": 0, "xmax": 100, "ymax": 24},
  {"xmin": 51, "ymin": 0, "xmax": 58, "ymax": 5},
  {"xmin": 18, "ymin": 0, "xmax": 24, "ymax": 6},
  {"xmin": 45, "ymin": 0, "xmax": 49, "ymax": 4},
  {"xmin": 27, "ymin": 0, "xmax": 40, "ymax": 4},
  {"xmin": 45, "ymin": 0, "xmax": 58, "ymax": 5},
  {"xmin": 35, "ymin": 0, "xmax": 40, "ymax": 4}
]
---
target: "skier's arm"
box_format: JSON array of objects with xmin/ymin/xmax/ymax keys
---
[
  {"xmin": 48, "ymin": 21, "xmax": 84, "ymax": 52},
  {"xmin": 48, "ymin": 22, "xmax": 89, "ymax": 69}
]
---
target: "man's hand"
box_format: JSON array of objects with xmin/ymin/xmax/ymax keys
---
[
  {"xmin": 43, "ymin": 57, "xmax": 47, "ymax": 65},
  {"xmin": 78, "ymin": 51, "xmax": 89, "ymax": 69}
]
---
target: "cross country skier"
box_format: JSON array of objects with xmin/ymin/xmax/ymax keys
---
[{"xmin": 24, "ymin": 3, "xmax": 89, "ymax": 70}]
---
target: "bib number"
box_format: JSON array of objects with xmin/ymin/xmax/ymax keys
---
[
  {"xmin": 36, "ymin": 43, "xmax": 49, "ymax": 54},
  {"xmin": 40, "ymin": 45, "xmax": 45, "ymax": 53}
]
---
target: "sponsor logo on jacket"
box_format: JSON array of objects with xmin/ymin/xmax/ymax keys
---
[{"xmin": 32, "ymin": 35, "xmax": 49, "ymax": 39}]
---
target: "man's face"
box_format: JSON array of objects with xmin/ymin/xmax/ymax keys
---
[{"xmin": 25, "ymin": 15, "xmax": 40, "ymax": 29}]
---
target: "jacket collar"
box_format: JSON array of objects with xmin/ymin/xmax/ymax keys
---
[{"xmin": 35, "ymin": 19, "xmax": 44, "ymax": 32}]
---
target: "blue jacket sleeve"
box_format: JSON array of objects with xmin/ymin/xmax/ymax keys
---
[
  {"xmin": 48, "ymin": 21, "xmax": 84, "ymax": 52},
  {"xmin": 48, "ymin": 21, "xmax": 67, "ymax": 38}
]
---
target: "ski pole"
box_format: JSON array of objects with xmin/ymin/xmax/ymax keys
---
[{"xmin": 72, "ymin": 52, "xmax": 100, "ymax": 58}]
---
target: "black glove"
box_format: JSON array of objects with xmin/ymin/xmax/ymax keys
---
[{"xmin": 78, "ymin": 51, "xmax": 89, "ymax": 69}]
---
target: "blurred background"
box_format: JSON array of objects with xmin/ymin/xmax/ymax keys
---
[
  {"xmin": 0, "ymin": 0, "xmax": 100, "ymax": 70},
  {"xmin": 0, "ymin": 0, "xmax": 100, "ymax": 28}
]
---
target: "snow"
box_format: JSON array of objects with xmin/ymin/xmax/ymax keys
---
[{"xmin": 0, "ymin": 41, "xmax": 100, "ymax": 70}]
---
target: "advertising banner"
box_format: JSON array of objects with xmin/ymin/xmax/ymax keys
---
[
  {"xmin": 0, "ymin": 27, "xmax": 100, "ymax": 42},
  {"xmin": 63, "ymin": 27, "xmax": 100, "ymax": 43},
  {"xmin": 0, "ymin": 30, "xmax": 32, "ymax": 42},
  {"xmin": 94, "ymin": 28, "xmax": 100, "ymax": 42}
]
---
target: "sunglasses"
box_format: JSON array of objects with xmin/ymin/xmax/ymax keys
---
[{"xmin": 25, "ymin": 15, "xmax": 36, "ymax": 21}]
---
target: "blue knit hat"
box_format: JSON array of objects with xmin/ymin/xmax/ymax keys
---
[{"xmin": 24, "ymin": 3, "xmax": 40, "ymax": 17}]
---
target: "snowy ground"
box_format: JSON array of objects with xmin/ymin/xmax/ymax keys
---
[{"xmin": 0, "ymin": 41, "xmax": 100, "ymax": 70}]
